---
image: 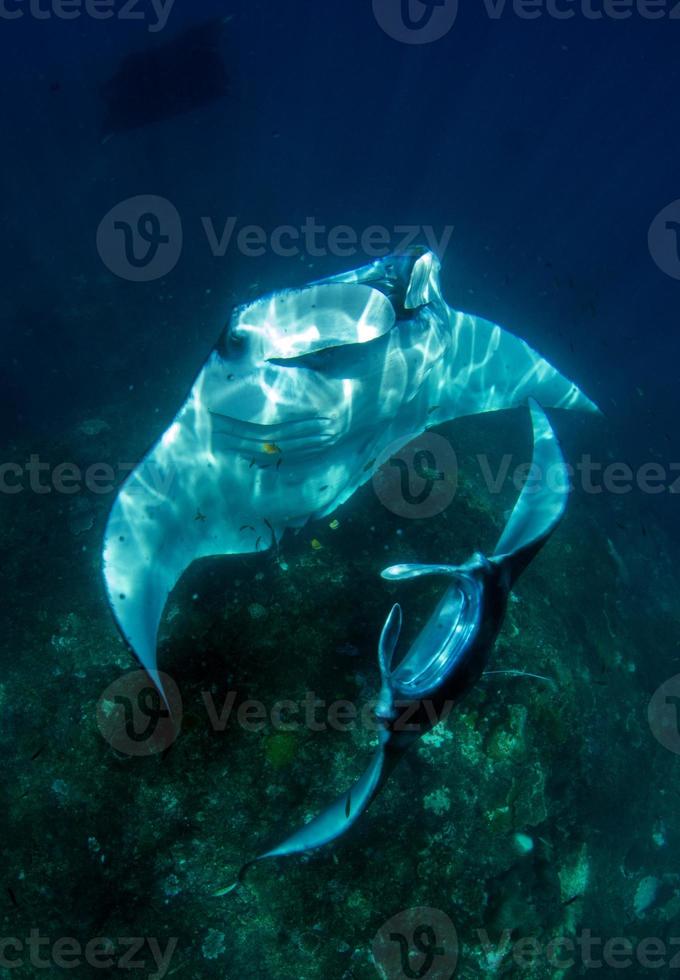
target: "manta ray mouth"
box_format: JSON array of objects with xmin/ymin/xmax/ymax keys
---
[
  {"xmin": 391, "ymin": 572, "xmax": 483, "ymax": 698},
  {"xmin": 231, "ymin": 282, "xmax": 397, "ymax": 361}
]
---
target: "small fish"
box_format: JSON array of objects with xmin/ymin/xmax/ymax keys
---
[
  {"xmin": 319, "ymin": 485, "xmax": 329, "ymax": 492},
  {"xmin": 240, "ymin": 525, "xmax": 256, "ymax": 533},
  {"xmin": 562, "ymin": 894, "xmax": 582, "ymax": 908},
  {"xmin": 249, "ymin": 459, "xmax": 257, "ymax": 469},
  {"xmin": 194, "ymin": 510, "xmax": 207, "ymax": 522},
  {"xmin": 255, "ymin": 536, "xmax": 263, "ymax": 551},
  {"xmin": 263, "ymin": 442, "xmax": 282, "ymax": 455},
  {"xmin": 7, "ymin": 888, "xmax": 18, "ymax": 909},
  {"xmin": 311, "ymin": 539, "xmax": 323, "ymax": 551},
  {"xmin": 30, "ymin": 746, "xmax": 45, "ymax": 761},
  {"xmin": 427, "ymin": 405, "xmax": 440, "ymax": 416},
  {"xmin": 329, "ymin": 519, "xmax": 340, "ymax": 530},
  {"xmin": 276, "ymin": 458, "xmax": 283, "ymax": 470},
  {"xmin": 345, "ymin": 792, "xmax": 352, "ymax": 819},
  {"xmin": 363, "ymin": 458, "xmax": 377, "ymax": 473}
]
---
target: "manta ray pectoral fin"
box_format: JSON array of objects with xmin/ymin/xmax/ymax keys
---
[
  {"xmin": 490, "ymin": 399, "xmax": 569, "ymax": 586},
  {"xmin": 103, "ymin": 251, "xmax": 595, "ymax": 704},
  {"xmin": 214, "ymin": 747, "xmax": 388, "ymax": 895}
]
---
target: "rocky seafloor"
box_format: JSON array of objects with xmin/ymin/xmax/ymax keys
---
[{"xmin": 1, "ymin": 406, "xmax": 679, "ymax": 979}]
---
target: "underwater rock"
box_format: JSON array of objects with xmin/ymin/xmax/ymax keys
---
[
  {"xmin": 511, "ymin": 762, "xmax": 548, "ymax": 828},
  {"xmin": 201, "ymin": 929, "xmax": 227, "ymax": 961},
  {"xmin": 247, "ymin": 602, "xmax": 267, "ymax": 621},
  {"xmin": 265, "ymin": 732, "xmax": 298, "ymax": 769},
  {"xmin": 486, "ymin": 704, "xmax": 528, "ymax": 762},
  {"xmin": 423, "ymin": 788, "xmax": 452, "ymax": 817},
  {"xmin": 513, "ymin": 832, "xmax": 535, "ymax": 855},
  {"xmin": 634, "ymin": 875, "xmax": 660, "ymax": 917},
  {"xmin": 559, "ymin": 843, "xmax": 590, "ymax": 928}
]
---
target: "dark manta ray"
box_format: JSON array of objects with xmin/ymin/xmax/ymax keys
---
[
  {"xmin": 100, "ymin": 19, "xmax": 229, "ymax": 136},
  {"xmin": 102, "ymin": 249, "xmax": 596, "ymax": 700},
  {"xmin": 217, "ymin": 400, "xmax": 569, "ymax": 891}
]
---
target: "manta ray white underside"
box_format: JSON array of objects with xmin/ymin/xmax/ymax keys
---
[{"xmin": 103, "ymin": 249, "xmax": 596, "ymax": 692}]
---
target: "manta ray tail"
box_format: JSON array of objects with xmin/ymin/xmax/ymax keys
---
[
  {"xmin": 214, "ymin": 746, "xmax": 390, "ymax": 896},
  {"xmin": 213, "ymin": 606, "xmax": 407, "ymax": 895}
]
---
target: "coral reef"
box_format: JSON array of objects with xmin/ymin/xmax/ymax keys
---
[{"xmin": 1, "ymin": 410, "xmax": 678, "ymax": 978}]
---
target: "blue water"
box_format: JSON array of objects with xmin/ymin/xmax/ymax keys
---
[{"xmin": 2, "ymin": 4, "xmax": 680, "ymax": 978}]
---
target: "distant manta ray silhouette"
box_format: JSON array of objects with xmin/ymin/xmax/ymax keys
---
[{"xmin": 102, "ymin": 248, "xmax": 597, "ymax": 700}]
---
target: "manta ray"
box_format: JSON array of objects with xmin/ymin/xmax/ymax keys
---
[
  {"xmin": 100, "ymin": 19, "xmax": 229, "ymax": 137},
  {"xmin": 103, "ymin": 248, "xmax": 596, "ymax": 697},
  {"xmin": 216, "ymin": 399, "xmax": 568, "ymax": 891}
]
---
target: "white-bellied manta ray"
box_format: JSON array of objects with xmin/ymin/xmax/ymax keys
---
[
  {"xmin": 215, "ymin": 398, "xmax": 569, "ymax": 892},
  {"xmin": 102, "ymin": 248, "xmax": 597, "ymax": 700}
]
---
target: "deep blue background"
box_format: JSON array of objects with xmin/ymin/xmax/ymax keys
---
[{"xmin": 1, "ymin": 0, "xmax": 678, "ymax": 520}]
